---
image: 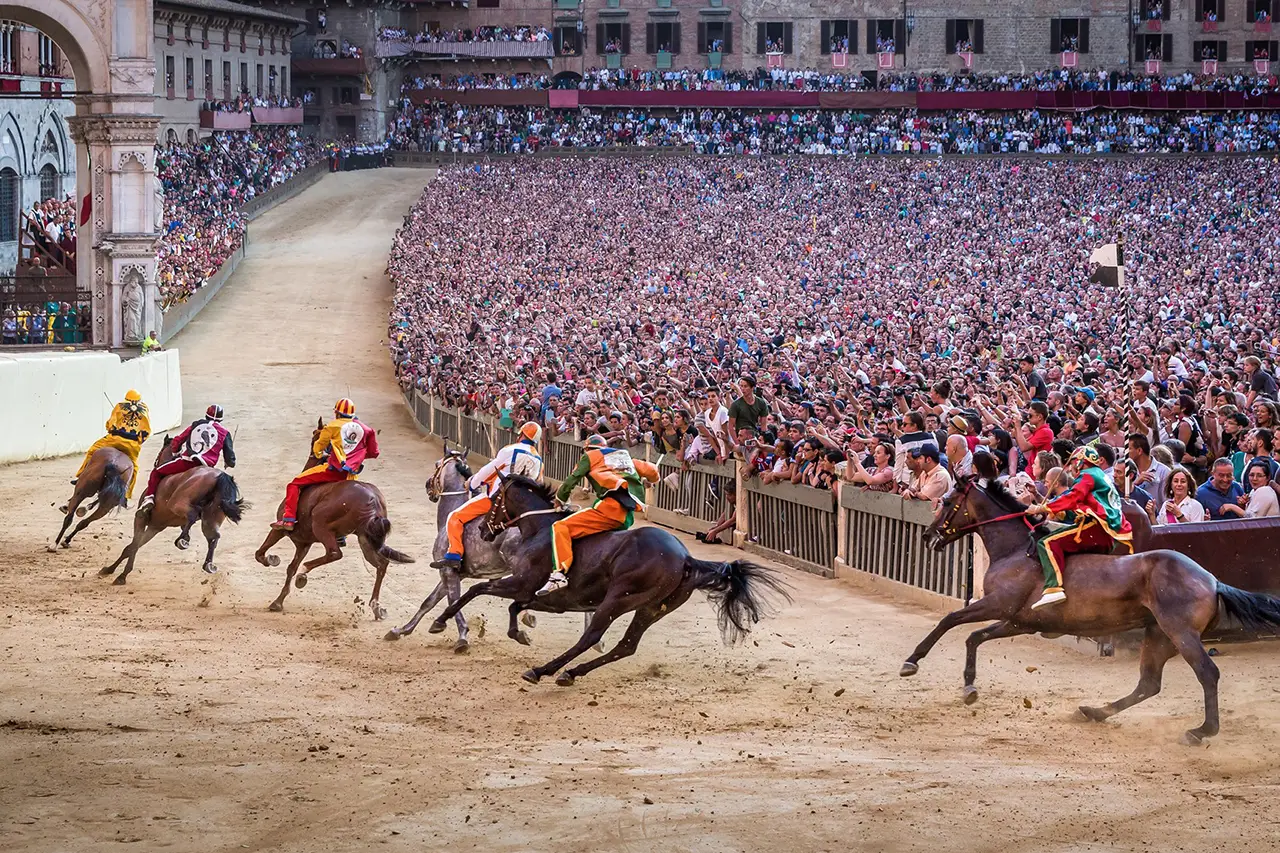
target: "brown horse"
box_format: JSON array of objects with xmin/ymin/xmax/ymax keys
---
[
  {"xmin": 51, "ymin": 447, "xmax": 134, "ymax": 551},
  {"xmin": 901, "ymin": 452, "xmax": 1280, "ymax": 744},
  {"xmin": 99, "ymin": 436, "xmax": 247, "ymax": 585},
  {"xmin": 254, "ymin": 418, "xmax": 413, "ymax": 620}
]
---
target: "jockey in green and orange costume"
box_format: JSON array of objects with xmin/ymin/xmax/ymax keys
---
[
  {"xmin": 1026, "ymin": 444, "xmax": 1132, "ymax": 609},
  {"xmin": 539, "ymin": 434, "xmax": 661, "ymax": 596}
]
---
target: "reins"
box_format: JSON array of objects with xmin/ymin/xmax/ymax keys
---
[{"xmin": 937, "ymin": 477, "xmax": 1035, "ymax": 537}]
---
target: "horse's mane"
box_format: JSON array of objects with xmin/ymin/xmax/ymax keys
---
[
  {"xmin": 507, "ymin": 475, "xmax": 557, "ymax": 504},
  {"xmin": 981, "ymin": 477, "xmax": 1029, "ymax": 515}
]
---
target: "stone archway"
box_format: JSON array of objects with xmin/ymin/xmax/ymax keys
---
[{"xmin": 0, "ymin": 0, "xmax": 159, "ymax": 347}]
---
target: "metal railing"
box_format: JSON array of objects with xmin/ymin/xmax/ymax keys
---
[{"xmin": 401, "ymin": 389, "xmax": 978, "ymax": 602}]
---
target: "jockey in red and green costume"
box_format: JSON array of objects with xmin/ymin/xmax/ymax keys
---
[
  {"xmin": 271, "ymin": 398, "xmax": 379, "ymax": 531},
  {"xmin": 1025, "ymin": 444, "xmax": 1133, "ymax": 609}
]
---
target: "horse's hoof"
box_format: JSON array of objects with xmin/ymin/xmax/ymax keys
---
[
  {"xmin": 46, "ymin": 544, "xmax": 58, "ymax": 553},
  {"xmin": 1079, "ymin": 705, "xmax": 1110, "ymax": 723},
  {"xmin": 427, "ymin": 620, "xmax": 446, "ymax": 634},
  {"xmin": 373, "ymin": 605, "xmax": 387, "ymax": 621},
  {"xmin": 521, "ymin": 669, "xmax": 541, "ymax": 685},
  {"xmin": 59, "ymin": 540, "xmax": 72, "ymax": 550},
  {"xmin": 555, "ymin": 672, "xmax": 576, "ymax": 687},
  {"xmin": 112, "ymin": 575, "xmax": 127, "ymax": 586},
  {"xmin": 98, "ymin": 567, "xmax": 114, "ymax": 577},
  {"xmin": 520, "ymin": 612, "xmax": 537, "ymax": 628},
  {"xmin": 268, "ymin": 601, "xmax": 283, "ymax": 613},
  {"xmin": 203, "ymin": 563, "xmax": 217, "ymax": 575},
  {"xmin": 268, "ymin": 555, "xmax": 280, "ymax": 567},
  {"xmin": 75, "ymin": 507, "xmax": 87, "ymax": 518},
  {"xmin": 514, "ymin": 630, "xmax": 531, "ymax": 646},
  {"xmin": 453, "ymin": 639, "xmax": 470, "ymax": 654},
  {"xmin": 1181, "ymin": 730, "xmax": 1205, "ymax": 747},
  {"xmin": 962, "ymin": 686, "xmax": 979, "ymax": 705},
  {"xmin": 175, "ymin": 537, "xmax": 190, "ymax": 551},
  {"xmin": 899, "ymin": 661, "xmax": 919, "ymax": 677},
  {"xmin": 294, "ymin": 575, "xmax": 308, "ymax": 589}
]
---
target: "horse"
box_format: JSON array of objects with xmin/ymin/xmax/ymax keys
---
[
  {"xmin": 427, "ymin": 475, "xmax": 790, "ymax": 685},
  {"xmin": 50, "ymin": 447, "xmax": 133, "ymax": 551},
  {"xmin": 254, "ymin": 417, "xmax": 413, "ymax": 620},
  {"xmin": 99, "ymin": 436, "xmax": 247, "ymax": 584},
  {"xmin": 901, "ymin": 452, "xmax": 1280, "ymax": 744}
]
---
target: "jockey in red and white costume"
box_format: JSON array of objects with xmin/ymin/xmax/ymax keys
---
[{"xmin": 139, "ymin": 405, "xmax": 236, "ymax": 511}]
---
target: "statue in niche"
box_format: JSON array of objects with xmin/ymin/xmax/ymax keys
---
[{"xmin": 122, "ymin": 269, "xmax": 144, "ymax": 344}]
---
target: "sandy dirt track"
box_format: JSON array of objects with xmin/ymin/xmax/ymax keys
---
[{"xmin": 4, "ymin": 169, "xmax": 1280, "ymax": 853}]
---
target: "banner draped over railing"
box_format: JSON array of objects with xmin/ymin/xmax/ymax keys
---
[{"xmin": 377, "ymin": 39, "xmax": 553, "ymax": 59}]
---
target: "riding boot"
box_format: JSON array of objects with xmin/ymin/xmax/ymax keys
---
[
  {"xmin": 335, "ymin": 535, "xmax": 347, "ymax": 547},
  {"xmin": 537, "ymin": 570, "xmax": 568, "ymax": 596},
  {"xmin": 430, "ymin": 556, "xmax": 463, "ymax": 570}
]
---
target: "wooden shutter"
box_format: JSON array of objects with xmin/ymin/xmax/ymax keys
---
[
  {"xmin": 646, "ymin": 22, "xmax": 655, "ymax": 54},
  {"xmin": 867, "ymin": 21, "xmax": 877, "ymax": 53},
  {"xmin": 1220, "ymin": 0, "xmax": 1226, "ymax": 22},
  {"xmin": 849, "ymin": 20, "xmax": 858, "ymax": 53},
  {"xmin": 945, "ymin": 19, "xmax": 956, "ymax": 53},
  {"xmin": 621, "ymin": 23, "xmax": 630, "ymax": 54},
  {"xmin": 894, "ymin": 19, "xmax": 906, "ymax": 52},
  {"xmin": 757, "ymin": 22, "xmax": 766, "ymax": 54},
  {"xmin": 596, "ymin": 23, "xmax": 605, "ymax": 54},
  {"xmin": 1247, "ymin": 1, "xmax": 1257, "ymax": 24},
  {"xmin": 821, "ymin": 20, "xmax": 830, "ymax": 54},
  {"xmin": 672, "ymin": 23, "xmax": 680, "ymax": 54},
  {"xmin": 1219, "ymin": 39, "xmax": 1228, "ymax": 59},
  {"xmin": 1079, "ymin": 19, "xmax": 1090, "ymax": 53},
  {"xmin": 974, "ymin": 20, "xmax": 984, "ymax": 53},
  {"xmin": 1162, "ymin": 2, "xmax": 1171, "ymax": 19},
  {"xmin": 1050, "ymin": 18, "xmax": 1060, "ymax": 52},
  {"xmin": 698, "ymin": 22, "xmax": 707, "ymax": 53},
  {"xmin": 783, "ymin": 22, "xmax": 793, "ymax": 54},
  {"xmin": 724, "ymin": 22, "xmax": 732, "ymax": 54},
  {"xmin": 1162, "ymin": 33, "xmax": 1173, "ymax": 61}
]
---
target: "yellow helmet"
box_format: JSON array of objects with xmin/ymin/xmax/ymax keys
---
[{"xmin": 124, "ymin": 390, "xmax": 141, "ymax": 402}]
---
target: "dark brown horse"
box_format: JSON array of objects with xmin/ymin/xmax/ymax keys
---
[
  {"xmin": 99, "ymin": 436, "xmax": 247, "ymax": 584},
  {"xmin": 428, "ymin": 475, "xmax": 790, "ymax": 685},
  {"xmin": 254, "ymin": 418, "xmax": 413, "ymax": 620},
  {"xmin": 902, "ymin": 453, "xmax": 1280, "ymax": 744},
  {"xmin": 51, "ymin": 447, "xmax": 134, "ymax": 551}
]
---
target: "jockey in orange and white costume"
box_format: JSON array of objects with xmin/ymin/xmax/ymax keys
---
[
  {"xmin": 271, "ymin": 398, "xmax": 379, "ymax": 531},
  {"xmin": 430, "ymin": 421, "xmax": 544, "ymax": 571}
]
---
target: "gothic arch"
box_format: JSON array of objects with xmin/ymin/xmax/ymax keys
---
[
  {"xmin": 0, "ymin": 2, "xmax": 112, "ymax": 95},
  {"xmin": 0, "ymin": 112, "xmax": 25, "ymax": 176},
  {"xmin": 33, "ymin": 107, "xmax": 70, "ymax": 174}
]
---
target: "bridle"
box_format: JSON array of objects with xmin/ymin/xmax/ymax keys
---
[
  {"xmin": 426, "ymin": 453, "xmax": 471, "ymax": 501},
  {"xmin": 933, "ymin": 477, "xmax": 1032, "ymax": 539},
  {"xmin": 483, "ymin": 479, "xmax": 565, "ymax": 537}
]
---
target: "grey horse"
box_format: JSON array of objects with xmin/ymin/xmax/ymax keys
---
[{"xmin": 384, "ymin": 446, "xmax": 598, "ymax": 652}]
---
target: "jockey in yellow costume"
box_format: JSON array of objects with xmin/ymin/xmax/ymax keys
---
[
  {"xmin": 541, "ymin": 434, "xmax": 661, "ymax": 596},
  {"xmin": 271, "ymin": 398, "xmax": 380, "ymax": 531},
  {"xmin": 73, "ymin": 389, "xmax": 151, "ymax": 503}
]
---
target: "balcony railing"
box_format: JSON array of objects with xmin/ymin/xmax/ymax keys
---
[
  {"xmin": 656, "ymin": 49, "xmax": 673, "ymax": 68},
  {"xmin": 200, "ymin": 109, "xmax": 252, "ymax": 130},
  {"xmin": 375, "ymin": 39, "xmax": 554, "ymax": 59},
  {"xmin": 292, "ymin": 57, "xmax": 366, "ymax": 75},
  {"xmin": 251, "ymin": 106, "xmax": 304, "ymax": 124}
]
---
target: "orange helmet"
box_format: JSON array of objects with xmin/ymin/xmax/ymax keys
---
[
  {"xmin": 334, "ymin": 398, "xmax": 356, "ymax": 418},
  {"xmin": 518, "ymin": 421, "xmax": 542, "ymax": 443}
]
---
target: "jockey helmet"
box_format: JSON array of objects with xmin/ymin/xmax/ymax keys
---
[
  {"xmin": 334, "ymin": 398, "xmax": 356, "ymax": 418},
  {"xmin": 584, "ymin": 434, "xmax": 608, "ymax": 449},
  {"xmin": 206, "ymin": 404, "xmax": 224, "ymax": 422},
  {"xmin": 1069, "ymin": 445, "xmax": 1102, "ymax": 469},
  {"xmin": 125, "ymin": 390, "xmax": 142, "ymax": 402},
  {"xmin": 519, "ymin": 421, "xmax": 542, "ymax": 443}
]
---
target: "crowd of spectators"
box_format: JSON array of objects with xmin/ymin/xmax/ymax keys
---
[
  {"xmin": 1, "ymin": 196, "xmax": 85, "ymax": 346},
  {"xmin": 201, "ymin": 94, "xmax": 303, "ymax": 113},
  {"xmin": 24, "ymin": 195, "xmax": 77, "ymax": 274},
  {"xmin": 155, "ymin": 127, "xmax": 323, "ymax": 307},
  {"xmin": 399, "ymin": 66, "xmax": 1280, "ymax": 94},
  {"xmin": 388, "ymin": 155, "xmax": 1280, "ymax": 523},
  {"xmin": 388, "ymin": 102, "xmax": 1280, "ymax": 154},
  {"xmin": 383, "ymin": 25, "xmax": 552, "ymax": 44},
  {"xmin": 313, "ymin": 39, "xmax": 362, "ymax": 59}
]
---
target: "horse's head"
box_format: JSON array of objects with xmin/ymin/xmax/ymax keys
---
[
  {"xmin": 154, "ymin": 434, "xmax": 174, "ymax": 467},
  {"xmin": 923, "ymin": 452, "xmax": 1016, "ymax": 551},
  {"xmin": 481, "ymin": 473, "xmax": 557, "ymax": 541},
  {"xmin": 426, "ymin": 446, "xmax": 472, "ymax": 503}
]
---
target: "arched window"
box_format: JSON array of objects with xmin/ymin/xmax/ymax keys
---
[
  {"xmin": 166, "ymin": 128, "xmax": 179, "ymax": 146},
  {"xmin": 186, "ymin": 128, "xmax": 196, "ymax": 144},
  {"xmin": 0, "ymin": 167, "xmax": 18, "ymax": 242},
  {"xmin": 39, "ymin": 164, "xmax": 60, "ymax": 201}
]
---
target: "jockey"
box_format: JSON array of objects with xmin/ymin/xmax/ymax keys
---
[
  {"xmin": 430, "ymin": 421, "xmax": 544, "ymax": 571},
  {"xmin": 540, "ymin": 434, "xmax": 661, "ymax": 596},
  {"xmin": 271, "ymin": 398, "xmax": 379, "ymax": 531},
  {"xmin": 1026, "ymin": 444, "xmax": 1133, "ymax": 609},
  {"xmin": 139, "ymin": 405, "xmax": 236, "ymax": 511},
  {"xmin": 73, "ymin": 390, "xmax": 151, "ymax": 504}
]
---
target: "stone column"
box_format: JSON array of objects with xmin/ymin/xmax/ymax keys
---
[{"xmin": 68, "ymin": 112, "xmax": 160, "ymax": 347}]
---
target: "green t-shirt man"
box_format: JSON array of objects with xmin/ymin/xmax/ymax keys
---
[{"xmin": 728, "ymin": 392, "xmax": 770, "ymax": 435}]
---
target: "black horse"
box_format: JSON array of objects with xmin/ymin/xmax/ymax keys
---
[{"xmin": 428, "ymin": 475, "xmax": 791, "ymax": 685}]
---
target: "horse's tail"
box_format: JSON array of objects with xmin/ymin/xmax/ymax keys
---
[
  {"xmin": 98, "ymin": 463, "xmax": 128, "ymax": 511},
  {"xmin": 1215, "ymin": 582, "xmax": 1280, "ymax": 636},
  {"xmin": 214, "ymin": 472, "xmax": 249, "ymax": 524},
  {"xmin": 687, "ymin": 557, "xmax": 791, "ymax": 645},
  {"xmin": 364, "ymin": 514, "xmax": 415, "ymax": 564}
]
